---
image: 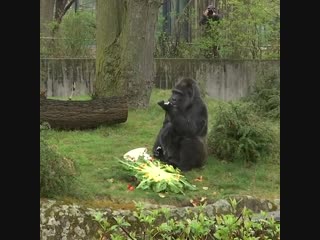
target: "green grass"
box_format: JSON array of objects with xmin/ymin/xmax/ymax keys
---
[
  {"xmin": 48, "ymin": 95, "xmax": 92, "ymax": 101},
  {"xmin": 43, "ymin": 89, "xmax": 279, "ymax": 208}
]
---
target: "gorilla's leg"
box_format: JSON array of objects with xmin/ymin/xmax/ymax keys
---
[
  {"xmin": 153, "ymin": 133, "xmax": 164, "ymax": 159},
  {"xmin": 153, "ymin": 123, "xmax": 173, "ymax": 163},
  {"xmin": 173, "ymin": 137, "xmax": 206, "ymax": 171}
]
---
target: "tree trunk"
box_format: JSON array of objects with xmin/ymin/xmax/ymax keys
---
[
  {"xmin": 40, "ymin": 96, "xmax": 128, "ymax": 130},
  {"xmin": 94, "ymin": 0, "xmax": 162, "ymax": 108},
  {"xmin": 40, "ymin": 0, "xmax": 55, "ymax": 35}
]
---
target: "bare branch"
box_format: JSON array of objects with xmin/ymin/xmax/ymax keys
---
[{"xmin": 57, "ymin": 0, "xmax": 76, "ymax": 24}]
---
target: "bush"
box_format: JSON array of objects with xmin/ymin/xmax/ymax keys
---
[
  {"xmin": 41, "ymin": 11, "xmax": 96, "ymax": 57},
  {"xmin": 196, "ymin": 0, "xmax": 280, "ymax": 59},
  {"xmin": 245, "ymin": 71, "xmax": 280, "ymax": 120},
  {"xmin": 208, "ymin": 102, "xmax": 275, "ymax": 164},
  {"xmin": 94, "ymin": 201, "xmax": 280, "ymax": 240},
  {"xmin": 40, "ymin": 123, "xmax": 76, "ymax": 197}
]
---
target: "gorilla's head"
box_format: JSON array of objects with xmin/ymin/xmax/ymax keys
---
[
  {"xmin": 169, "ymin": 78, "xmax": 201, "ymax": 111},
  {"xmin": 207, "ymin": 5, "xmax": 216, "ymax": 16}
]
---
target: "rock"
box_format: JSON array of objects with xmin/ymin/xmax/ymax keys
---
[
  {"xmin": 204, "ymin": 204, "xmax": 216, "ymax": 217},
  {"xmin": 212, "ymin": 199, "xmax": 232, "ymax": 214},
  {"xmin": 268, "ymin": 211, "xmax": 280, "ymax": 222},
  {"xmin": 274, "ymin": 199, "xmax": 280, "ymax": 210},
  {"xmin": 74, "ymin": 226, "xmax": 86, "ymax": 238},
  {"xmin": 228, "ymin": 195, "xmax": 277, "ymax": 213},
  {"xmin": 252, "ymin": 210, "xmax": 280, "ymax": 222}
]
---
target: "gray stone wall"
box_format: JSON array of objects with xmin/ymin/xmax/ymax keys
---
[
  {"xmin": 40, "ymin": 196, "xmax": 280, "ymax": 240},
  {"xmin": 155, "ymin": 59, "xmax": 280, "ymax": 101},
  {"xmin": 40, "ymin": 58, "xmax": 95, "ymax": 97},
  {"xmin": 40, "ymin": 58, "xmax": 279, "ymax": 101}
]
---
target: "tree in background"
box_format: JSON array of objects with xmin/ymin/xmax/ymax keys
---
[
  {"xmin": 40, "ymin": 11, "xmax": 95, "ymax": 58},
  {"xmin": 40, "ymin": 0, "xmax": 96, "ymax": 58},
  {"xmin": 154, "ymin": 0, "xmax": 280, "ymax": 59},
  {"xmin": 93, "ymin": 0, "xmax": 162, "ymax": 108}
]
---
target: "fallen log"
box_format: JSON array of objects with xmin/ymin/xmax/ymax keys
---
[{"xmin": 40, "ymin": 96, "xmax": 128, "ymax": 130}]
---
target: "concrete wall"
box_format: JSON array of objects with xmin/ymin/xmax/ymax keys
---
[
  {"xmin": 155, "ymin": 59, "xmax": 280, "ymax": 101},
  {"xmin": 40, "ymin": 58, "xmax": 279, "ymax": 101},
  {"xmin": 40, "ymin": 58, "xmax": 95, "ymax": 97}
]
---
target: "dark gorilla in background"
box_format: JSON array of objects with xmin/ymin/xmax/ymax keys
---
[
  {"xmin": 199, "ymin": 5, "xmax": 221, "ymax": 26},
  {"xmin": 153, "ymin": 78, "xmax": 208, "ymax": 171},
  {"xmin": 199, "ymin": 5, "xmax": 222, "ymax": 58}
]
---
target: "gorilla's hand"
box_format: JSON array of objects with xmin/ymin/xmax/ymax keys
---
[
  {"xmin": 158, "ymin": 100, "xmax": 173, "ymax": 111},
  {"xmin": 154, "ymin": 146, "xmax": 163, "ymax": 157}
]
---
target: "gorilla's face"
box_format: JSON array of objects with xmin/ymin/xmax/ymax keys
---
[
  {"xmin": 170, "ymin": 87, "xmax": 192, "ymax": 111},
  {"xmin": 170, "ymin": 89, "xmax": 183, "ymax": 106}
]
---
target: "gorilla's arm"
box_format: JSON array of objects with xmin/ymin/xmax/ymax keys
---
[
  {"xmin": 168, "ymin": 102, "xmax": 207, "ymax": 137},
  {"xmin": 171, "ymin": 115, "xmax": 199, "ymax": 137}
]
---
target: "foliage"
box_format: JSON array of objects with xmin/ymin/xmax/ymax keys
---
[
  {"xmin": 40, "ymin": 11, "xmax": 96, "ymax": 57},
  {"xmin": 244, "ymin": 71, "xmax": 280, "ymax": 119},
  {"xmin": 154, "ymin": 14, "xmax": 188, "ymax": 58},
  {"xmin": 155, "ymin": 0, "xmax": 280, "ymax": 59},
  {"xmin": 155, "ymin": 32, "xmax": 182, "ymax": 58},
  {"xmin": 208, "ymin": 102, "xmax": 275, "ymax": 163},
  {"xmin": 93, "ymin": 201, "xmax": 280, "ymax": 240},
  {"xmin": 118, "ymin": 158, "xmax": 196, "ymax": 194},
  {"xmin": 40, "ymin": 123, "xmax": 76, "ymax": 197},
  {"xmin": 196, "ymin": 0, "xmax": 280, "ymax": 59}
]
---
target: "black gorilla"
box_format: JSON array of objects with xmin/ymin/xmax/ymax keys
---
[
  {"xmin": 199, "ymin": 5, "xmax": 221, "ymax": 26},
  {"xmin": 153, "ymin": 78, "xmax": 208, "ymax": 171},
  {"xmin": 199, "ymin": 5, "xmax": 222, "ymax": 58}
]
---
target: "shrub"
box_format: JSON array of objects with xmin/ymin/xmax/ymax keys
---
[
  {"xmin": 245, "ymin": 71, "xmax": 280, "ymax": 120},
  {"xmin": 208, "ymin": 102, "xmax": 275, "ymax": 163},
  {"xmin": 41, "ymin": 11, "xmax": 96, "ymax": 57},
  {"xmin": 93, "ymin": 201, "xmax": 280, "ymax": 240},
  {"xmin": 40, "ymin": 123, "xmax": 76, "ymax": 197},
  {"xmin": 195, "ymin": 0, "xmax": 280, "ymax": 59}
]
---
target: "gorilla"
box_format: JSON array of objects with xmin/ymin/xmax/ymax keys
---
[
  {"xmin": 153, "ymin": 78, "xmax": 208, "ymax": 171},
  {"xmin": 199, "ymin": 5, "xmax": 222, "ymax": 58},
  {"xmin": 199, "ymin": 5, "xmax": 221, "ymax": 26}
]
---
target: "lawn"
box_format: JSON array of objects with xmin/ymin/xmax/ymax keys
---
[{"xmin": 44, "ymin": 89, "xmax": 280, "ymax": 208}]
